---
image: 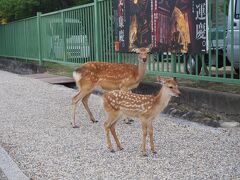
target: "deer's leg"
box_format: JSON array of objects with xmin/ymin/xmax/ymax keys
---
[
  {"xmin": 104, "ymin": 112, "xmax": 119, "ymax": 152},
  {"xmin": 72, "ymin": 91, "xmax": 82, "ymax": 128},
  {"xmin": 110, "ymin": 123, "xmax": 123, "ymax": 151},
  {"xmin": 71, "ymin": 89, "xmax": 92, "ymax": 128},
  {"xmin": 141, "ymin": 119, "xmax": 148, "ymax": 156},
  {"xmin": 82, "ymin": 94, "xmax": 98, "ymax": 123},
  {"xmin": 148, "ymin": 122, "xmax": 156, "ymax": 154},
  {"xmin": 104, "ymin": 122, "xmax": 114, "ymax": 152}
]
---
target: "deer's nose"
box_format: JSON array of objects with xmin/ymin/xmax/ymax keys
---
[
  {"xmin": 142, "ymin": 58, "xmax": 147, "ymax": 62},
  {"xmin": 176, "ymin": 91, "xmax": 181, "ymax": 97}
]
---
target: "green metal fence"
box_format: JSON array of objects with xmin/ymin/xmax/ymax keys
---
[{"xmin": 0, "ymin": 0, "xmax": 239, "ymax": 84}]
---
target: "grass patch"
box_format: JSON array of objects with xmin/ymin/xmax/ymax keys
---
[
  {"xmin": 5, "ymin": 58, "xmax": 240, "ymax": 94},
  {"xmin": 42, "ymin": 61, "xmax": 78, "ymax": 77}
]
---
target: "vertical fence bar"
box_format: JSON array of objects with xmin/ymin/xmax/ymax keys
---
[
  {"xmin": 90, "ymin": 7, "xmax": 94, "ymax": 61},
  {"xmin": 223, "ymin": 0, "xmax": 227, "ymax": 78},
  {"xmin": 215, "ymin": 0, "xmax": 219, "ymax": 78},
  {"xmin": 239, "ymin": 0, "xmax": 240, "ymax": 79},
  {"xmin": 24, "ymin": 19, "xmax": 28, "ymax": 60},
  {"xmin": 109, "ymin": 0, "xmax": 115, "ymax": 61},
  {"xmin": 208, "ymin": 0, "xmax": 212, "ymax": 76},
  {"xmin": 201, "ymin": 54, "xmax": 205, "ymax": 76},
  {"xmin": 79, "ymin": 9, "xmax": 83, "ymax": 63},
  {"xmin": 177, "ymin": 54, "xmax": 180, "ymax": 73},
  {"xmin": 61, "ymin": 11, "xmax": 67, "ymax": 62},
  {"xmin": 148, "ymin": 53, "xmax": 151, "ymax": 71},
  {"xmin": 101, "ymin": 2, "xmax": 105, "ymax": 60},
  {"xmin": 161, "ymin": 53, "xmax": 164, "ymax": 72},
  {"xmin": 106, "ymin": 0, "xmax": 111, "ymax": 61},
  {"xmin": 104, "ymin": 2, "xmax": 107, "ymax": 60},
  {"xmin": 86, "ymin": 7, "xmax": 90, "ymax": 63},
  {"xmin": 2, "ymin": 26, "xmax": 5, "ymax": 56},
  {"xmin": 37, "ymin": 12, "xmax": 42, "ymax": 65},
  {"xmin": 94, "ymin": 0, "xmax": 100, "ymax": 60},
  {"xmin": 189, "ymin": 54, "xmax": 192, "ymax": 75},
  {"xmin": 230, "ymin": 0, "xmax": 234, "ymax": 78},
  {"xmin": 102, "ymin": 2, "xmax": 106, "ymax": 60},
  {"xmin": 196, "ymin": 54, "xmax": 199, "ymax": 75},
  {"xmin": 171, "ymin": 54, "xmax": 176, "ymax": 73},
  {"xmin": 74, "ymin": 10, "xmax": 78, "ymax": 64},
  {"xmin": 99, "ymin": 2, "xmax": 103, "ymax": 60},
  {"xmin": 13, "ymin": 23, "xmax": 16, "ymax": 57},
  {"xmin": 166, "ymin": 53, "xmax": 169, "ymax": 72}
]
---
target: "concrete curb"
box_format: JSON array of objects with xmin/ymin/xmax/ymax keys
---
[
  {"xmin": 177, "ymin": 86, "xmax": 240, "ymax": 115},
  {"xmin": 132, "ymin": 81, "xmax": 240, "ymax": 121},
  {"xmin": 0, "ymin": 147, "xmax": 29, "ymax": 180},
  {"xmin": 0, "ymin": 57, "xmax": 45, "ymax": 75}
]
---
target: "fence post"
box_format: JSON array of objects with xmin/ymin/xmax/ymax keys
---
[
  {"xmin": 94, "ymin": 0, "xmax": 100, "ymax": 60},
  {"xmin": 37, "ymin": 12, "xmax": 42, "ymax": 65}
]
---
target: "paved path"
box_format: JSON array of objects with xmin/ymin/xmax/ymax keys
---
[
  {"xmin": 0, "ymin": 168, "xmax": 8, "ymax": 180},
  {"xmin": 0, "ymin": 147, "xmax": 28, "ymax": 180},
  {"xmin": 0, "ymin": 70, "xmax": 239, "ymax": 179}
]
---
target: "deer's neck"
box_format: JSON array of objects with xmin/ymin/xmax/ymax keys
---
[
  {"xmin": 155, "ymin": 86, "xmax": 172, "ymax": 111},
  {"xmin": 136, "ymin": 60, "xmax": 147, "ymax": 81}
]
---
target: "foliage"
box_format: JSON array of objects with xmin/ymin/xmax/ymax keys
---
[{"xmin": 0, "ymin": 0, "xmax": 93, "ymax": 22}]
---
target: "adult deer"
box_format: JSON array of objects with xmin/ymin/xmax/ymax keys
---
[
  {"xmin": 72, "ymin": 47, "xmax": 150, "ymax": 128},
  {"xmin": 102, "ymin": 76, "xmax": 180, "ymax": 156}
]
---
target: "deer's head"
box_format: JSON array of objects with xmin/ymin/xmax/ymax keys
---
[
  {"xmin": 156, "ymin": 76, "xmax": 181, "ymax": 97},
  {"xmin": 132, "ymin": 47, "xmax": 150, "ymax": 63}
]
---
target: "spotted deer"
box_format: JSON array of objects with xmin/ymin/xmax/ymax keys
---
[
  {"xmin": 72, "ymin": 47, "xmax": 150, "ymax": 128},
  {"xmin": 102, "ymin": 76, "xmax": 180, "ymax": 156}
]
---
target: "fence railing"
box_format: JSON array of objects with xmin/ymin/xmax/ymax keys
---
[{"xmin": 0, "ymin": 0, "xmax": 239, "ymax": 84}]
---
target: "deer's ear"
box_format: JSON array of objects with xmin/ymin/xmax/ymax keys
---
[
  {"xmin": 132, "ymin": 48, "xmax": 139, "ymax": 53},
  {"xmin": 156, "ymin": 76, "xmax": 166, "ymax": 84},
  {"xmin": 146, "ymin": 48, "xmax": 151, "ymax": 54},
  {"xmin": 172, "ymin": 77, "xmax": 177, "ymax": 81},
  {"xmin": 146, "ymin": 45, "xmax": 152, "ymax": 53}
]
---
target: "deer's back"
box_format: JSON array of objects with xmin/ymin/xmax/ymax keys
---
[
  {"xmin": 103, "ymin": 90, "xmax": 156, "ymax": 118},
  {"xmin": 75, "ymin": 62, "xmax": 139, "ymax": 90}
]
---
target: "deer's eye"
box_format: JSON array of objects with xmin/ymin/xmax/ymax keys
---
[{"xmin": 169, "ymin": 86, "xmax": 173, "ymax": 89}]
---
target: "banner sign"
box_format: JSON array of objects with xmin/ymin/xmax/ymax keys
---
[{"xmin": 113, "ymin": 0, "xmax": 207, "ymax": 53}]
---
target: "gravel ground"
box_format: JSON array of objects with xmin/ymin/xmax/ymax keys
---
[{"xmin": 0, "ymin": 70, "xmax": 240, "ymax": 179}]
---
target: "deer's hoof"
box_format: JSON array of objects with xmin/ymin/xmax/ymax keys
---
[
  {"xmin": 90, "ymin": 118, "xmax": 98, "ymax": 123},
  {"xmin": 110, "ymin": 149, "xmax": 115, "ymax": 153},
  {"xmin": 152, "ymin": 151, "xmax": 157, "ymax": 154},
  {"xmin": 118, "ymin": 147, "xmax": 124, "ymax": 151},
  {"xmin": 71, "ymin": 122, "xmax": 79, "ymax": 128},
  {"xmin": 142, "ymin": 153, "xmax": 147, "ymax": 157},
  {"xmin": 72, "ymin": 125, "xmax": 79, "ymax": 128}
]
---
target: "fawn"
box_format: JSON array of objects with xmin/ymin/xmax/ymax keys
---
[
  {"xmin": 72, "ymin": 47, "xmax": 150, "ymax": 128},
  {"xmin": 102, "ymin": 76, "xmax": 180, "ymax": 156}
]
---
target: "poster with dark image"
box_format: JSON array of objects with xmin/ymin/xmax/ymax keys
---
[{"xmin": 113, "ymin": 0, "xmax": 207, "ymax": 54}]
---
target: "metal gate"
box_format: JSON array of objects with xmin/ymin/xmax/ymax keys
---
[{"xmin": 0, "ymin": 0, "xmax": 239, "ymax": 84}]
